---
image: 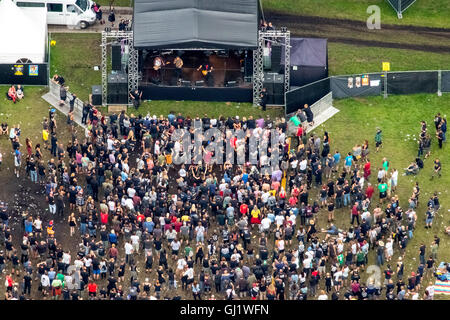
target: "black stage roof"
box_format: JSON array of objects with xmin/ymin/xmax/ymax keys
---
[{"xmin": 133, "ymin": 0, "xmax": 258, "ymax": 50}]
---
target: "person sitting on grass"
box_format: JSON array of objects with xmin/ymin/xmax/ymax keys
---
[
  {"xmin": 7, "ymin": 85, "xmax": 17, "ymax": 103},
  {"xmin": 405, "ymin": 162, "xmax": 419, "ymax": 175},
  {"xmin": 1, "ymin": 122, "xmax": 8, "ymax": 135},
  {"xmin": 16, "ymin": 85, "xmax": 24, "ymax": 100}
]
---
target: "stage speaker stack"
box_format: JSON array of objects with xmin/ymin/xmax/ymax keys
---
[
  {"xmin": 271, "ymin": 45, "xmax": 282, "ymax": 73},
  {"xmin": 91, "ymin": 85, "xmax": 102, "ymax": 105},
  {"xmin": 181, "ymin": 80, "xmax": 191, "ymax": 87},
  {"xmin": 226, "ymin": 81, "xmax": 237, "ymax": 87},
  {"xmin": 111, "ymin": 44, "xmax": 122, "ymax": 71},
  {"xmin": 273, "ymin": 74, "xmax": 285, "ymax": 105},
  {"xmin": 244, "ymin": 51, "xmax": 253, "ymax": 82},
  {"xmin": 195, "ymin": 80, "xmax": 205, "ymax": 87},
  {"xmin": 107, "ymin": 72, "xmax": 128, "ymax": 104},
  {"xmin": 263, "ymin": 47, "xmax": 271, "ymax": 70},
  {"xmin": 263, "ymin": 73, "xmax": 275, "ymax": 104}
]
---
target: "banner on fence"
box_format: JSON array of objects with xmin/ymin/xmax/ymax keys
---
[
  {"xmin": 0, "ymin": 63, "xmax": 48, "ymax": 85},
  {"xmin": 331, "ymin": 73, "xmax": 383, "ymax": 99}
]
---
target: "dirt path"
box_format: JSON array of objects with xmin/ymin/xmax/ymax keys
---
[{"xmin": 267, "ymin": 11, "xmax": 450, "ymax": 54}]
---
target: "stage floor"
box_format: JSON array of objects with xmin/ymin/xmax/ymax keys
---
[{"xmin": 141, "ymin": 50, "xmax": 251, "ymax": 88}]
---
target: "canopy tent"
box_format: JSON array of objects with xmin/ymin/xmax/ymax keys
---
[
  {"xmin": 0, "ymin": 0, "xmax": 47, "ymax": 63},
  {"xmin": 386, "ymin": 0, "xmax": 417, "ymax": 18},
  {"xmin": 133, "ymin": 0, "xmax": 258, "ymax": 50},
  {"xmin": 281, "ymin": 38, "xmax": 328, "ymax": 87}
]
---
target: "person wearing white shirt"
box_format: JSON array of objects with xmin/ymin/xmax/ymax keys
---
[
  {"xmin": 130, "ymin": 233, "xmax": 140, "ymax": 253},
  {"xmin": 124, "ymin": 241, "xmax": 134, "ymax": 263},
  {"xmin": 260, "ymin": 216, "xmax": 271, "ymax": 233},
  {"xmin": 299, "ymin": 159, "xmax": 307, "ymax": 172},
  {"xmin": 41, "ymin": 273, "xmax": 50, "ymax": 295},
  {"xmin": 124, "ymin": 197, "xmax": 134, "ymax": 211},
  {"xmin": 176, "ymin": 258, "xmax": 187, "ymax": 278},
  {"xmin": 74, "ymin": 258, "xmax": 84, "ymax": 270},
  {"xmin": 317, "ymin": 290, "xmax": 328, "ymax": 300},
  {"xmin": 127, "ymin": 187, "xmax": 136, "ymax": 198},
  {"xmin": 275, "ymin": 214, "xmax": 285, "ymax": 227},
  {"xmin": 261, "ymin": 191, "xmax": 270, "ymax": 204}
]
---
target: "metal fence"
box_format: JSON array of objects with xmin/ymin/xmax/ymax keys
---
[
  {"xmin": 285, "ymin": 70, "xmax": 450, "ymax": 115},
  {"xmin": 49, "ymin": 79, "xmax": 85, "ymax": 114}
]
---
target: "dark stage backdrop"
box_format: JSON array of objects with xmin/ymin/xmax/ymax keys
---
[
  {"xmin": 281, "ymin": 38, "xmax": 328, "ymax": 87},
  {"xmin": 0, "ymin": 63, "xmax": 48, "ymax": 85}
]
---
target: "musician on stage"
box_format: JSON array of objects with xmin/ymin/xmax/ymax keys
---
[
  {"xmin": 173, "ymin": 56, "xmax": 184, "ymax": 84},
  {"xmin": 197, "ymin": 63, "xmax": 214, "ymax": 86},
  {"xmin": 153, "ymin": 56, "xmax": 169, "ymax": 84}
]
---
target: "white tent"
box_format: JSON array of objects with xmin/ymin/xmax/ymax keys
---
[{"xmin": 0, "ymin": 0, "xmax": 47, "ymax": 63}]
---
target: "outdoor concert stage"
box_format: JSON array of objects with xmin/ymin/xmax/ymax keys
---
[{"xmin": 139, "ymin": 50, "xmax": 253, "ymax": 102}]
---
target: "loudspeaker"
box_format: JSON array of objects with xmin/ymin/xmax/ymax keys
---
[
  {"xmin": 107, "ymin": 72, "xmax": 128, "ymax": 104},
  {"xmin": 263, "ymin": 82, "xmax": 274, "ymax": 96},
  {"xmin": 91, "ymin": 85, "xmax": 102, "ymax": 105},
  {"xmin": 271, "ymin": 45, "xmax": 282, "ymax": 73},
  {"xmin": 273, "ymin": 94, "xmax": 284, "ymax": 105},
  {"xmin": 195, "ymin": 80, "xmax": 205, "ymax": 87},
  {"xmin": 263, "ymin": 47, "xmax": 271, "ymax": 70},
  {"xmin": 111, "ymin": 44, "xmax": 122, "ymax": 71},
  {"xmin": 181, "ymin": 80, "xmax": 191, "ymax": 87},
  {"xmin": 263, "ymin": 73, "xmax": 275, "ymax": 83},
  {"xmin": 226, "ymin": 81, "xmax": 237, "ymax": 87},
  {"xmin": 244, "ymin": 51, "xmax": 253, "ymax": 77}
]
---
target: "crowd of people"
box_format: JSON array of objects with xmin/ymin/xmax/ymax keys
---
[{"xmin": 0, "ymin": 91, "xmax": 448, "ymax": 300}]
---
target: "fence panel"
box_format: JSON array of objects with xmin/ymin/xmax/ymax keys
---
[
  {"xmin": 331, "ymin": 73, "xmax": 383, "ymax": 99},
  {"xmin": 387, "ymin": 71, "xmax": 438, "ymax": 95},
  {"xmin": 442, "ymin": 71, "xmax": 450, "ymax": 93},
  {"xmin": 285, "ymin": 77, "xmax": 330, "ymax": 115}
]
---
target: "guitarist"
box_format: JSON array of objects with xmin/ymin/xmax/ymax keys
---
[
  {"xmin": 173, "ymin": 56, "xmax": 184, "ymax": 84},
  {"xmin": 153, "ymin": 56, "xmax": 170, "ymax": 84},
  {"xmin": 197, "ymin": 63, "xmax": 214, "ymax": 86}
]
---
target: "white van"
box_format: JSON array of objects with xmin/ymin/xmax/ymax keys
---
[{"xmin": 14, "ymin": 0, "xmax": 97, "ymax": 29}]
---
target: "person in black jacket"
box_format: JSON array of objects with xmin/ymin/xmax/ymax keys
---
[
  {"xmin": 304, "ymin": 104, "xmax": 314, "ymax": 126},
  {"xmin": 259, "ymin": 88, "xmax": 268, "ymax": 111}
]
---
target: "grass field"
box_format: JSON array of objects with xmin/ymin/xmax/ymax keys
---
[
  {"xmin": 328, "ymin": 43, "xmax": 450, "ymax": 75},
  {"xmin": 263, "ymin": 0, "xmax": 450, "ymax": 28},
  {"xmin": 49, "ymin": 33, "xmax": 102, "ymax": 101},
  {"xmin": 2, "ymin": 86, "xmax": 449, "ymax": 298}
]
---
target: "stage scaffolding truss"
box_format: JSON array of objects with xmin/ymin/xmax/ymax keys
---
[
  {"xmin": 253, "ymin": 29, "xmax": 290, "ymax": 106},
  {"xmin": 101, "ymin": 30, "xmax": 139, "ymax": 106}
]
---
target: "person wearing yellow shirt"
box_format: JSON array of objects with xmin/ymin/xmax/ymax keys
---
[
  {"xmin": 250, "ymin": 207, "xmax": 261, "ymax": 225},
  {"xmin": 42, "ymin": 128, "xmax": 49, "ymax": 150}
]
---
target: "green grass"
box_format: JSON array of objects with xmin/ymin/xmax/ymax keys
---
[
  {"xmin": 131, "ymin": 101, "xmax": 283, "ymax": 119},
  {"xmin": 309, "ymin": 93, "xmax": 450, "ymax": 297},
  {"xmin": 0, "ymin": 86, "xmax": 83, "ymax": 168},
  {"xmin": 49, "ymin": 33, "xmax": 102, "ymax": 101},
  {"xmin": 263, "ymin": 0, "xmax": 450, "ymax": 28},
  {"xmin": 95, "ymin": 0, "xmax": 132, "ymax": 8},
  {"xmin": 328, "ymin": 43, "xmax": 450, "ymax": 75}
]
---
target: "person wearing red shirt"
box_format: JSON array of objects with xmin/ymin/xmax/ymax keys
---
[
  {"xmin": 100, "ymin": 212, "xmax": 109, "ymax": 225},
  {"xmin": 240, "ymin": 203, "xmax": 248, "ymax": 217},
  {"xmin": 136, "ymin": 212, "xmax": 145, "ymax": 222},
  {"xmin": 351, "ymin": 203, "xmax": 360, "ymax": 226},
  {"xmin": 365, "ymin": 183, "xmax": 375, "ymax": 199},
  {"xmin": 174, "ymin": 218, "xmax": 183, "ymax": 233},
  {"xmin": 364, "ymin": 158, "xmax": 371, "ymax": 179},
  {"xmin": 88, "ymin": 280, "xmax": 97, "ymax": 297}
]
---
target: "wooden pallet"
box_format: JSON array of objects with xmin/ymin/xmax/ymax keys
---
[{"xmin": 108, "ymin": 105, "xmax": 128, "ymax": 113}]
